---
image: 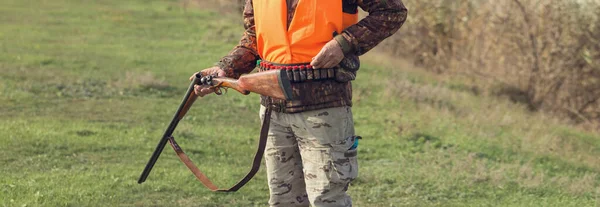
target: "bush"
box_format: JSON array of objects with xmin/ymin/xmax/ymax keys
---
[{"xmin": 384, "ymin": 0, "xmax": 600, "ymax": 127}]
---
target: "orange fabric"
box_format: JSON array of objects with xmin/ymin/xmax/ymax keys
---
[
  {"xmin": 342, "ymin": 13, "xmax": 358, "ymax": 29},
  {"xmin": 253, "ymin": 0, "xmax": 358, "ymax": 64}
]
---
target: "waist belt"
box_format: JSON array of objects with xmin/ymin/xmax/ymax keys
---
[{"xmin": 257, "ymin": 60, "xmax": 337, "ymax": 83}]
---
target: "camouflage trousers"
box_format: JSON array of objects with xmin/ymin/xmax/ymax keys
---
[{"xmin": 259, "ymin": 105, "xmax": 359, "ymax": 207}]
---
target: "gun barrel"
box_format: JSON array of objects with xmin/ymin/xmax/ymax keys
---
[{"xmin": 137, "ymin": 76, "xmax": 200, "ymax": 184}]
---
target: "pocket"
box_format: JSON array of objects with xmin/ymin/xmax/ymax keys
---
[
  {"xmin": 328, "ymin": 148, "xmax": 358, "ymax": 184},
  {"xmin": 303, "ymin": 108, "xmax": 349, "ymax": 146},
  {"xmin": 327, "ymin": 136, "xmax": 359, "ymax": 184}
]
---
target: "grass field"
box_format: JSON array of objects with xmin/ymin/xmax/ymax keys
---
[{"xmin": 1, "ymin": 0, "xmax": 599, "ymax": 206}]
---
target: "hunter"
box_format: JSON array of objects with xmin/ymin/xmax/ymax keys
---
[{"xmin": 191, "ymin": 0, "xmax": 407, "ymax": 206}]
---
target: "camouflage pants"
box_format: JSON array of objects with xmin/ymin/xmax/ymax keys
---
[{"xmin": 259, "ymin": 105, "xmax": 359, "ymax": 207}]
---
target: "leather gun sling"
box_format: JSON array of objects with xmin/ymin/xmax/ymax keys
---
[{"xmin": 167, "ymin": 106, "xmax": 272, "ymax": 192}]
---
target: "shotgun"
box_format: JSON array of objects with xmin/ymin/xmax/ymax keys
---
[{"xmin": 137, "ymin": 70, "xmax": 294, "ymax": 184}]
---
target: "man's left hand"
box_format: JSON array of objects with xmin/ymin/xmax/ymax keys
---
[{"xmin": 311, "ymin": 38, "xmax": 344, "ymax": 69}]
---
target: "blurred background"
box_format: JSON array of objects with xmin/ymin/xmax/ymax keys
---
[{"xmin": 1, "ymin": 0, "xmax": 599, "ymax": 206}]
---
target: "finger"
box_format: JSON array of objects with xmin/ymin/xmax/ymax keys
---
[
  {"xmin": 318, "ymin": 53, "xmax": 335, "ymax": 68},
  {"xmin": 310, "ymin": 55, "xmax": 323, "ymax": 68},
  {"xmin": 200, "ymin": 69, "xmax": 209, "ymax": 76},
  {"xmin": 194, "ymin": 85, "xmax": 202, "ymax": 95},
  {"xmin": 310, "ymin": 47, "xmax": 329, "ymax": 68},
  {"xmin": 323, "ymin": 55, "xmax": 343, "ymax": 68},
  {"xmin": 200, "ymin": 88, "xmax": 213, "ymax": 94},
  {"xmin": 321, "ymin": 58, "xmax": 335, "ymax": 68},
  {"xmin": 311, "ymin": 54, "xmax": 326, "ymax": 69}
]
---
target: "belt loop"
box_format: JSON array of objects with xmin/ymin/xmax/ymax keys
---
[
  {"xmin": 272, "ymin": 103, "xmax": 285, "ymax": 113},
  {"xmin": 267, "ymin": 97, "xmax": 284, "ymax": 113}
]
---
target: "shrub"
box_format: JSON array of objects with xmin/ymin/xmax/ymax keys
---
[{"xmin": 384, "ymin": 0, "xmax": 600, "ymax": 127}]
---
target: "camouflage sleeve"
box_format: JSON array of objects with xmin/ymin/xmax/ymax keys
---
[
  {"xmin": 216, "ymin": 0, "xmax": 260, "ymax": 79},
  {"xmin": 337, "ymin": 0, "xmax": 408, "ymax": 56}
]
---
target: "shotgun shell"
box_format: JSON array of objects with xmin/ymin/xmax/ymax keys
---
[
  {"xmin": 286, "ymin": 69, "xmax": 294, "ymax": 81},
  {"xmin": 299, "ymin": 67, "xmax": 306, "ymax": 82},
  {"xmin": 327, "ymin": 68, "xmax": 335, "ymax": 79},
  {"xmin": 313, "ymin": 67, "xmax": 321, "ymax": 80},
  {"xmin": 303, "ymin": 66, "xmax": 313, "ymax": 80},
  {"xmin": 292, "ymin": 68, "xmax": 300, "ymax": 83}
]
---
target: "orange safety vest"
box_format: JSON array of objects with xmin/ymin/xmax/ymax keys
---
[{"xmin": 253, "ymin": 0, "xmax": 358, "ymax": 64}]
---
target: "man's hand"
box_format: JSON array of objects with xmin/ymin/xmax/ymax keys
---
[
  {"xmin": 189, "ymin": 66, "xmax": 226, "ymax": 97},
  {"xmin": 310, "ymin": 38, "xmax": 345, "ymax": 69}
]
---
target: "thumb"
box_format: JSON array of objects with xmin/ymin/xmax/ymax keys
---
[{"xmin": 218, "ymin": 70, "xmax": 226, "ymax": 77}]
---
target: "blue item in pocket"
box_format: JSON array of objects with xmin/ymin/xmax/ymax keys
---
[{"xmin": 349, "ymin": 136, "xmax": 361, "ymax": 150}]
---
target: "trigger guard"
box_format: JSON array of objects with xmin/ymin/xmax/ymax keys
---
[{"xmin": 214, "ymin": 87, "xmax": 223, "ymax": 95}]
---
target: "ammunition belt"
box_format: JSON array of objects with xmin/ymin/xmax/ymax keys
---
[{"xmin": 257, "ymin": 60, "xmax": 336, "ymax": 83}]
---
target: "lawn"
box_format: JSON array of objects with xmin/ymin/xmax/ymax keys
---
[{"xmin": 1, "ymin": 0, "xmax": 599, "ymax": 206}]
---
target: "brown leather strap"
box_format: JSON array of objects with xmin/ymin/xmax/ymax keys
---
[{"xmin": 168, "ymin": 105, "xmax": 272, "ymax": 192}]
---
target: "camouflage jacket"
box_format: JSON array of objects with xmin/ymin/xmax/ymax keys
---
[{"xmin": 217, "ymin": 0, "xmax": 408, "ymax": 113}]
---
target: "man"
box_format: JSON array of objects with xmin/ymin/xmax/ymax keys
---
[{"xmin": 191, "ymin": 0, "xmax": 407, "ymax": 206}]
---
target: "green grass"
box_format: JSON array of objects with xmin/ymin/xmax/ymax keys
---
[{"xmin": 1, "ymin": 0, "xmax": 599, "ymax": 206}]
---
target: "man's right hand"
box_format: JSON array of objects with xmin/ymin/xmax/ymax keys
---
[{"xmin": 189, "ymin": 66, "xmax": 226, "ymax": 97}]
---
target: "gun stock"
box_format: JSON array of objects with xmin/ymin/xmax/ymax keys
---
[{"xmin": 210, "ymin": 70, "xmax": 293, "ymax": 101}]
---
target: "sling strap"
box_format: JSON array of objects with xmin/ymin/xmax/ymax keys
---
[{"xmin": 167, "ymin": 105, "xmax": 273, "ymax": 192}]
